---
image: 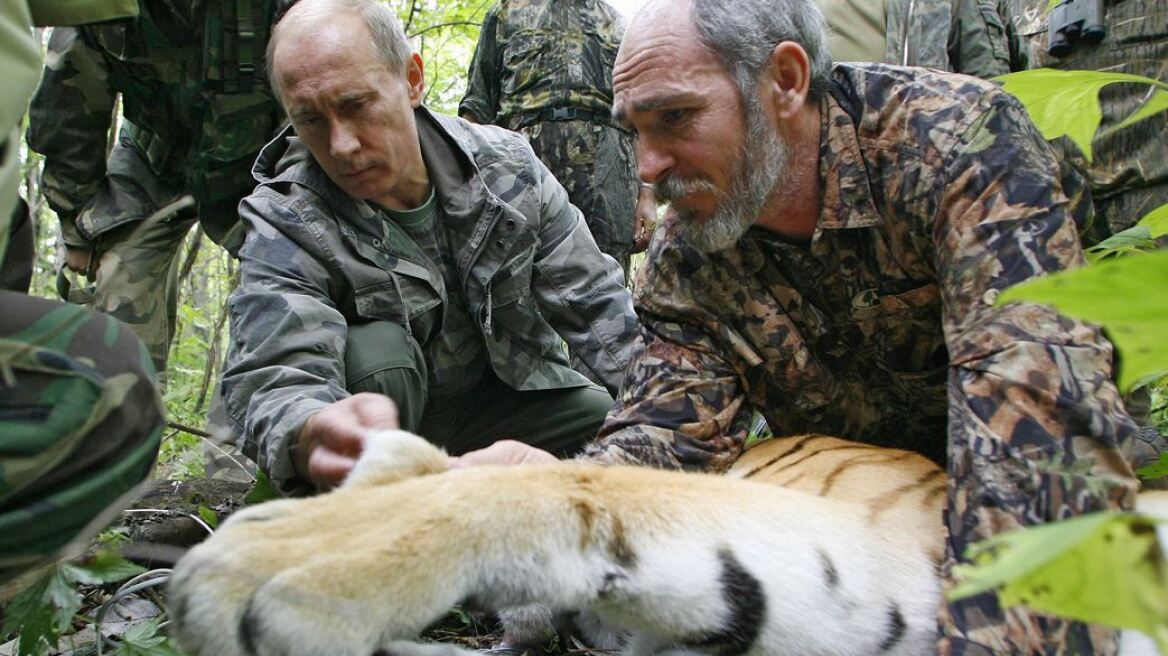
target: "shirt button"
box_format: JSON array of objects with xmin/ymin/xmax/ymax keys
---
[
  {"xmin": 982, "ymin": 288, "xmax": 1000, "ymax": 306},
  {"xmin": 495, "ymin": 239, "xmax": 505, "ymax": 248},
  {"xmin": 506, "ymin": 219, "xmax": 517, "ymax": 230}
]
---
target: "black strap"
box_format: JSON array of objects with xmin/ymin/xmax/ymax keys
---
[{"xmin": 511, "ymin": 106, "xmax": 611, "ymax": 129}]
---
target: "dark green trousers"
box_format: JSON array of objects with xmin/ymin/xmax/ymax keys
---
[{"xmin": 344, "ymin": 321, "xmax": 612, "ymax": 457}]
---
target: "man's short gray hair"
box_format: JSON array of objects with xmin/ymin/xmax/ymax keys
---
[
  {"xmin": 689, "ymin": 0, "xmax": 832, "ymax": 102},
  {"xmin": 266, "ymin": 0, "xmax": 412, "ymax": 105}
]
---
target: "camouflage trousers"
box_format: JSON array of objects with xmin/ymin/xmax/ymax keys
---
[
  {"xmin": 64, "ymin": 136, "xmax": 244, "ymax": 379},
  {"xmin": 343, "ymin": 320, "xmax": 612, "ymax": 457},
  {"xmin": 0, "ymin": 292, "xmax": 164, "ymax": 585},
  {"xmin": 519, "ymin": 120, "xmax": 637, "ymax": 279}
]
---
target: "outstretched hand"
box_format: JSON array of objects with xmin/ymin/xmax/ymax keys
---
[
  {"xmin": 296, "ymin": 393, "xmax": 400, "ymax": 490},
  {"xmin": 448, "ymin": 439, "xmax": 558, "ymax": 469}
]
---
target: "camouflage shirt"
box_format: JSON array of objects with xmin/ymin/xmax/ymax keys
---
[
  {"xmin": 458, "ymin": 0, "xmax": 624, "ymax": 130},
  {"xmin": 885, "ymin": 0, "xmax": 1029, "ymax": 75},
  {"xmin": 223, "ymin": 107, "xmax": 637, "ymax": 488},
  {"xmin": 25, "ymin": 0, "xmax": 282, "ymax": 245},
  {"xmin": 1012, "ymin": 0, "xmax": 1168, "ymax": 237},
  {"xmin": 589, "ymin": 64, "xmax": 1151, "ymax": 654}
]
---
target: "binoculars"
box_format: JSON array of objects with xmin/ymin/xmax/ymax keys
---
[{"xmin": 1047, "ymin": 0, "xmax": 1106, "ymax": 57}]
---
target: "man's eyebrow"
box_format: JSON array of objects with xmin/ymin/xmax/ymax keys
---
[{"xmin": 614, "ymin": 91, "xmax": 698, "ymax": 122}]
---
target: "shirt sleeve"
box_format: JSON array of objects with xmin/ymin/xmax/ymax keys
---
[
  {"xmin": 25, "ymin": 27, "xmax": 116, "ymax": 247},
  {"xmin": 458, "ymin": 6, "xmax": 502, "ymax": 124},
  {"xmin": 932, "ymin": 93, "xmax": 1142, "ymax": 653},
  {"xmin": 584, "ymin": 232, "xmax": 754, "ymax": 472},
  {"xmin": 221, "ymin": 191, "xmax": 351, "ymax": 494}
]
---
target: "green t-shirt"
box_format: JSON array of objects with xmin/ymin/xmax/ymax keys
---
[{"xmin": 382, "ymin": 192, "xmax": 489, "ymax": 401}]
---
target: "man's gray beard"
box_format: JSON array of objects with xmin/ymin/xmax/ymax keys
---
[{"xmin": 658, "ymin": 102, "xmax": 790, "ymax": 254}]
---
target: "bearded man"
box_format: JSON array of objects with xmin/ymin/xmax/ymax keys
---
[{"xmin": 459, "ymin": 0, "xmax": 1166, "ymax": 651}]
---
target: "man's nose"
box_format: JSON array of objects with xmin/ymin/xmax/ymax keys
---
[
  {"xmin": 635, "ymin": 139, "xmax": 674, "ymax": 185},
  {"xmin": 329, "ymin": 120, "xmax": 360, "ymax": 159}
]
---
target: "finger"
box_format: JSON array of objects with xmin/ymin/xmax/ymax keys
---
[
  {"xmin": 350, "ymin": 392, "xmax": 400, "ymax": 430},
  {"xmin": 308, "ymin": 448, "xmax": 359, "ymax": 490}
]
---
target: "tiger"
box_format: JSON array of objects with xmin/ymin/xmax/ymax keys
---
[{"xmin": 167, "ymin": 430, "xmax": 1167, "ymax": 656}]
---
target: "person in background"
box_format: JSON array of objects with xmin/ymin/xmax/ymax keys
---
[
  {"xmin": 25, "ymin": 0, "xmax": 284, "ymax": 380},
  {"xmin": 459, "ymin": 0, "xmax": 640, "ymax": 279}
]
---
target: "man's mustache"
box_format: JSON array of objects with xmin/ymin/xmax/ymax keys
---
[{"xmin": 656, "ymin": 174, "xmax": 721, "ymax": 205}]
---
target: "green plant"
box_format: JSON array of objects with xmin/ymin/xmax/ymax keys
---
[
  {"xmin": 947, "ymin": 67, "xmax": 1168, "ymax": 649},
  {"xmin": 2, "ymin": 553, "xmax": 145, "ymax": 656}
]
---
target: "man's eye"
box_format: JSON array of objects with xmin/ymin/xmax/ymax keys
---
[
  {"xmin": 296, "ymin": 114, "xmax": 322, "ymax": 127},
  {"xmin": 660, "ymin": 109, "xmax": 687, "ymax": 126}
]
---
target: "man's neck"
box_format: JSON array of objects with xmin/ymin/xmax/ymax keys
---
[{"xmin": 756, "ymin": 104, "xmax": 822, "ymax": 240}]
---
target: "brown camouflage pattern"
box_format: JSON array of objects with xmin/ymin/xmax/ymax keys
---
[
  {"xmin": 460, "ymin": 0, "xmax": 637, "ymax": 275},
  {"xmin": 588, "ymin": 64, "xmax": 1160, "ymax": 654},
  {"xmin": 1012, "ymin": 0, "xmax": 1168, "ymax": 239},
  {"xmin": 223, "ymin": 108, "xmax": 636, "ymax": 489}
]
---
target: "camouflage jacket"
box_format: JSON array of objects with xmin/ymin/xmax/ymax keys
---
[
  {"xmin": 0, "ymin": 0, "xmax": 138, "ymax": 266},
  {"xmin": 25, "ymin": 0, "xmax": 282, "ymax": 245},
  {"xmin": 1011, "ymin": 0, "xmax": 1168, "ymax": 236},
  {"xmin": 885, "ymin": 0, "xmax": 1029, "ymax": 75},
  {"xmin": 589, "ymin": 64, "xmax": 1150, "ymax": 653},
  {"xmin": 223, "ymin": 107, "xmax": 637, "ymax": 488},
  {"xmin": 458, "ymin": 0, "xmax": 624, "ymax": 129}
]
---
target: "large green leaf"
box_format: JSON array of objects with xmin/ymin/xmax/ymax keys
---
[
  {"xmin": 997, "ymin": 250, "xmax": 1168, "ymax": 391},
  {"xmin": 1139, "ymin": 203, "xmax": 1168, "ymax": 239},
  {"xmin": 996, "ymin": 69, "xmax": 1168, "ymax": 162},
  {"xmin": 950, "ymin": 511, "xmax": 1168, "ymax": 653}
]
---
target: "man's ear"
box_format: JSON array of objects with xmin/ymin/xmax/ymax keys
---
[
  {"xmin": 759, "ymin": 41, "xmax": 811, "ymax": 121},
  {"xmin": 407, "ymin": 52, "xmax": 426, "ymax": 107}
]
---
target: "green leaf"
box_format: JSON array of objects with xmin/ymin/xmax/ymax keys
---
[
  {"xmin": 61, "ymin": 551, "xmax": 146, "ymax": 585},
  {"xmin": 0, "ymin": 565, "xmax": 81, "ymax": 656},
  {"xmin": 245, "ymin": 468, "xmax": 280, "ymax": 504},
  {"xmin": 114, "ymin": 618, "xmax": 184, "ymax": 656},
  {"xmin": 950, "ymin": 512, "xmax": 1168, "ymax": 652},
  {"xmin": 197, "ymin": 505, "xmax": 219, "ymax": 530},
  {"xmin": 1114, "ymin": 90, "xmax": 1168, "ymax": 133},
  {"xmin": 1084, "ymin": 225, "xmax": 1154, "ymax": 263},
  {"xmin": 1138, "ymin": 452, "xmax": 1168, "ymax": 481},
  {"xmin": 995, "ymin": 69, "xmax": 1168, "ymax": 162},
  {"xmin": 1137, "ymin": 203, "xmax": 1168, "ymax": 239},
  {"xmin": 997, "ymin": 250, "xmax": 1168, "ymax": 391}
]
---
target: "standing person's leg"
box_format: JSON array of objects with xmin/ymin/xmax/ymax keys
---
[
  {"xmin": 0, "ymin": 292, "xmax": 164, "ymax": 586},
  {"xmin": 0, "ymin": 198, "xmax": 34, "ymax": 293},
  {"xmin": 525, "ymin": 122, "xmax": 637, "ymax": 281},
  {"xmin": 73, "ymin": 138, "xmax": 194, "ymax": 381},
  {"xmin": 89, "ymin": 211, "xmax": 195, "ymax": 383}
]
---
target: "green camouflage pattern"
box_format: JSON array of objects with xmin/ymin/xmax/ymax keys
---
[
  {"xmin": 24, "ymin": 0, "xmax": 282, "ymax": 371},
  {"xmin": 885, "ymin": 0, "xmax": 1029, "ymax": 76},
  {"xmin": 0, "ymin": 291, "xmax": 164, "ymax": 585},
  {"xmin": 1012, "ymin": 0, "xmax": 1168, "ymax": 238},
  {"xmin": 587, "ymin": 64, "xmax": 1160, "ymax": 654},
  {"xmin": 460, "ymin": 0, "xmax": 637, "ymax": 275},
  {"xmin": 459, "ymin": 0, "xmax": 625, "ymax": 127},
  {"xmin": 223, "ymin": 108, "xmax": 636, "ymax": 489},
  {"xmin": 518, "ymin": 120, "xmax": 637, "ymax": 273},
  {"xmin": 27, "ymin": 0, "xmax": 281, "ymax": 245}
]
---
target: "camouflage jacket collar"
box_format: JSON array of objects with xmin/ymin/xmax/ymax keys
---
[{"xmin": 814, "ymin": 69, "xmax": 884, "ymax": 236}]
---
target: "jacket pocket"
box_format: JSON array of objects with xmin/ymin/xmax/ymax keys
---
[{"xmin": 850, "ymin": 283, "xmax": 948, "ymax": 374}]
